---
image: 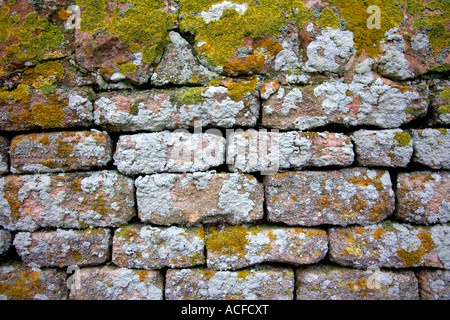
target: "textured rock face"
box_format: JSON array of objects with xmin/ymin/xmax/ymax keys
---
[
  {"xmin": 94, "ymin": 85, "xmax": 259, "ymax": 131},
  {"xmin": 227, "ymin": 130, "xmax": 354, "ymax": 173},
  {"xmin": 411, "ymin": 129, "xmax": 450, "ymax": 169},
  {"xmin": 0, "ymin": 171, "xmax": 135, "ymax": 231},
  {"xmin": 329, "ymin": 222, "xmax": 450, "ymax": 269},
  {"xmin": 206, "ymin": 225, "xmax": 328, "ymax": 270},
  {"xmin": 114, "ymin": 132, "xmax": 225, "ymax": 175},
  {"xmin": 135, "ymin": 172, "xmax": 263, "ymax": 225},
  {"xmin": 0, "ymin": 263, "xmax": 68, "ymax": 300},
  {"xmin": 165, "ymin": 266, "xmax": 294, "ymax": 300},
  {"xmin": 296, "ymin": 265, "xmax": 419, "ymax": 300},
  {"xmin": 0, "ymin": 0, "xmax": 448, "ymax": 301},
  {"xmin": 351, "ymin": 129, "xmax": 413, "ymax": 167},
  {"xmin": 112, "ymin": 224, "xmax": 205, "ymax": 269},
  {"xmin": 69, "ymin": 266, "xmax": 164, "ymax": 300},
  {"xmin": 396, "ymin": 172, "xmax": 449, "ymax": 225},
  {"xmin": 10, "ymin": 131, "xmax": 112, "ymax": 173},
  {"xmin": 265, "ymin": 169, "xmax": 395, "ymax": 226},
  {"xmin": 14, "ymin": 228, "xmax": 111, "ymax": 268}
]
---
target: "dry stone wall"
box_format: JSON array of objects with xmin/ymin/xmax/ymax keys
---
[{"xmin": 0, "ymin": 0, "xmax": 449, "ymax": 301}]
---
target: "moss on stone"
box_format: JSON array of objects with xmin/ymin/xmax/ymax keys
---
[{"xmin": 394, "ymin": 131, "xmax": 411, "ymax": 147}]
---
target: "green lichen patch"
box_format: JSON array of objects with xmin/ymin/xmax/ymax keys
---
[{"xmin": 179, "ymin": 0, "xmax": 311, "ymax": 74}]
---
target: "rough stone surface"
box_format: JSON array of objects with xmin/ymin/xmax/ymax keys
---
[
  {"xmin": 0, "ymin": 262, "xmax": 68, "ymax": 300},
  {"xmin": 265, "ymin": 168, "xmax": 395, "ymax": 226},
  {"xmin": 10, "ymin": 131, "xmax": 113, "ymax": 174},
  {"xmin": 227, "ymin": 130, "xmax": 354, "ymax": 173},
  {"xmin": 165, "ymin": 266, "xmax": 294, "ymax": 300},
  {"xmin": 151, "ymin": 31, "xmax": 220, "ymax": 86},
  {"xmin": 417, "ymin": 269, "xmax": 450, "ymax": 300},
  {"xmin": 112, "ymin": 224, "xmax": 205, "ymax": 269},
  {"xmin": 429, "ymin": 80, "xmax": 450, "ymax": 125},
  {"xmin": 0, "ymin": 87, "xmax": 94, "ymax": 131},
  {"xmin": 94, "ymin": 85, "xmax": 259, "ymax": 132},
  {"xmin": 262, "ymin": 77, "xmax": 428, "ymax": 131},
  {"xmin": 396, "ymin": 172, "xmax": 449, "ymax": 225},
  {"xmin": 206, "ymin": 225, "xmax": 327, "ymax": 270},
  {"xmin": 13, "ymin": 228, "xmax": 111, "ymax": 268},
  {"xmin": 0, "ymin": 137, "xmax": 8, "ymax": 175},
  {"xmin": 329, "ymin": 222, "xmax": 450, "ymax": 269},
  {"xmin": 296, "ymin": 265, "xmax": 419, "ymax": 300},
  {"xmin": 0, "ymin": 229, "xmax": 11, "ymax": 257},
  {"xmin": 69, "ymin": 266, "xmax": 164, "ymax": 300},
  {"xmin": 114, "ymin": 131, "xmax": 225, "ymax": 175},
  {"xmin": 0, "ymin": 171, "xmax": 135, "ymax": 231},
  {"xmin": 135, "ymin": 172, "xmax": 263, "ymax": 226},
  {"xmin": 411, "ymin": 129, "xmax": 450, "ymax": 169},
  {"xmin": 351, "ymin": 129, "xmax": 413, "ymax": 167}
]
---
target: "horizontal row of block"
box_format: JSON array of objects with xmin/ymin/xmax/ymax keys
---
[
  {"xmin": 1, "ymin": 170, "xmax": 448, "ymax": 231},
  {"xmin": 1, "ymin": 128, "xmax": 449, "ymax": 175},
  {"xmin": 1, "ymin": 263, "xmax": 448, "ymax": 300},
  {"xmin": 3, "ymin": 222, "xmax": 449, "ymax": 270},
  {"xmin": 1, "ymin": 77, "xmax": 449, "ymax": 133}
]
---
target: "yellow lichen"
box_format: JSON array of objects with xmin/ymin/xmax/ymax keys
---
[{"xmin": 226, "ymin": 77, "xmax": 258, "ymax": 102}]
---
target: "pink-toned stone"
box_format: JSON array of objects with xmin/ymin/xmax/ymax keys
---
[
  {"xmin": 69, "ymin": 266, "xmax": 164, "ymax": 300},
  {"xmin": 227, "ymin": 130, "xmax": 354, "ymax": 173},
  {"xmin": 135, "ymin": 172, "xmax": 263, "ymax": 226},
  {"xmin": 417, "ymin": 269, "xmax": 450, "ymax": 300},
  {"xmin": 261, "ymin": 79, "xmax": 428, "ymax": 131},
  {"xmin": 350, "ymin": 129, "xmax": 413, "ymax": 167},
  {"xmin": 0, "ymin": 262, "xmax": 68, "ymax": 300},
  {"xmin": 10, "ymin": 131, "xmax": 112, "ymax": 173},
  {"xmin": 112, "ymin": 224, "xmax": 205, "ymax": 270},
  {"xmin": 165, "ymin": 266, "xmax": 294, "ymax": 300},
  {"xmin": 206, "ymin": 225, "xmax": 327, "ymax": 270},
  {"xmin": 296, "ymin": 265, "xmax": 419, "ymax": 300},
  {"xmin": 13, "ymin": 228, "xmax": 111, "ymax": 268},
  {"xmin": 0, "ymin": 171, "xmax": 135, "ymax": 231},
  {"xmin": 264, "ymin": 168, "xmax": 395, "ymax": 226},
  {"xmin": 396, "ymin": 171, "xmax": 449, "ymax": 225},
  {"xmin": 328, "ymin": 222, "xmax": 450, "ymax": 269},
  {"xmin": 94, "ymin": 86, "xmax": 259, "ymax": 131}
]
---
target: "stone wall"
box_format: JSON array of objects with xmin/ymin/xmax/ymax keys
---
[{"xmin": 0, "ymin": 0, "xmax": 449, "ymax": 300}]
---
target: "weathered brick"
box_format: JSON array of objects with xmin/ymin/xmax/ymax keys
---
[
  {"xmin": 112, "ymin": 224, "xmax": 205, "ymax": 269},
  {"xmin": 412, "ymin": 129, "xmax": 450, "ymax": 169},
  {"xmin": 135, "ymin": 172, "xmax": 263, "ymax": 226},
  {"xmin": 165, "ymin": 266, "xmax": 294, "ymax": 300},
  {"xmin": 0, "ymin": 262, "xmax": 68, "ymax": 300},
  {"xmin": 417, "ymin": 269, "xmax": 450, "ymax": 300},
  {"xmin": 296, "ymin": 265, "xmax": 419, "ymax": 300},
  {"xmin": 94, "ymin": 85, "xmax": 259, "ymax": 131},
  {"xmin": 265, "ymin": 168, "xmax": 395, "ymax": 226},
  {"xmin": 329, "ymin": 222, "xmax": 450, "ymax": 269},
  {"xmin": 0, "ymin": 229, "xmax": 12, "ymax": 257},
  {"xmin": 0, "ymin": 86, "xmax": 93, "ymax": 131},
  {"xmin": 14, "ymin": 228, "xmax": 111, "ymax": 268},
  {"xmin": 396, "ymin": 171, "xmax": 449, "ymax": 225},
  {"xmin": 10, "ymin": 131, "xmax": 112, "ymax": 174},
  {"xmin": 350, "ymin": 129, "xmax": 413, "ymax": 167},
  {"xmin": 0, "ymin": 137, "xmax": 9, "ymax": 175},
  {"xmin": 227, "ymin": 130, "xmax": 354, "ymax": 173},
  {"xmin": 114, "ymin": 131, "xmax": 225, "ymax": 175},
  {"xmin": 262, "ymin": 77, "xmax": 428, "ymax": 130},
  {"xmin": 206, "ymin": 225, "xmax": 327, "ymax": 270},
  {"xmin": 0, "ymin": 171, "xmax": 135, "ymax": 231},
  {"xmin": 69, "ymin": 266, "xmax": 164, "ymax": 300}
]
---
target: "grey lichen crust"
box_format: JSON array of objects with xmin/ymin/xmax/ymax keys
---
[{"xmin": 114, "ymin": 131, "xmax": 226, "ymax": 175}]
